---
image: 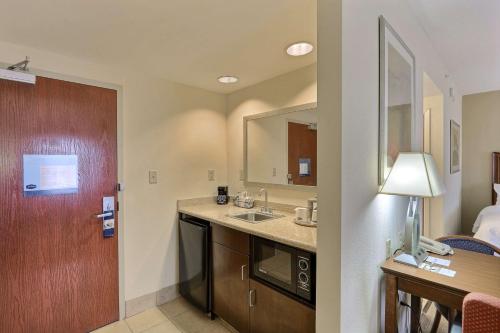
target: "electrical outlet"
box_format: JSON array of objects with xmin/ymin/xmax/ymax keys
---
[
  {"xmin": 272, "ymin": 167, "xmax": 277, "ymax": 177},
  {"xmin": 239, "ymin": 169, "xmax": 245, "ymax": 181},
  {"xmin": 386, "ymin": 239, "xmax": 392, "ymax": 259},
  {"xmin": 208, "ymin": 169, "xmax": 215, "ymax": 181},
  {"xmin": 149, "ymin": 170, "xmax": 158, "ymax": 184}
]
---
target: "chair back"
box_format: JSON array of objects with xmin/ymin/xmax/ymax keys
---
[
  {"xmin": 436, "ymin": 235, "xmax": 500, "ymax": 256},
  {"xmin": 462, "ymin": 293, "xmax": 500, "ymax": 333}
]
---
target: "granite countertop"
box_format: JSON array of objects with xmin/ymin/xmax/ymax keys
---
[{"xmin": 177, "ymin": 198, "xmax": 317, "ymax": 253}]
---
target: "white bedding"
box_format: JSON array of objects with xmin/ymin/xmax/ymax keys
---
[{"xmin": 472, "ymin": 205, "xmax": 500, "ymax": 251}]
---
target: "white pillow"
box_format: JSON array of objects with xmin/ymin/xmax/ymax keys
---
[{"xmin": 495, "ymin": 183, "xmax": 500, "ymax": 205}]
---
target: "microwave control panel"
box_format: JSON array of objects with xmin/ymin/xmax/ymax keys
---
[{"xmin": 296, "ymin": 250, "xmax": 313, "ymax": 302}]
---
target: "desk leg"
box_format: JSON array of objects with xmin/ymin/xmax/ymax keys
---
[
  {"xmin": 385, "ymin": 274, "xmax": 397, "ymax": 333},
  {"xmin": 411, "ymin": 295, "xmax": 421, "ymax": 333},
  {"xmin": 447, "ymin": 308, "xmax": 457, "ymax": 333}
]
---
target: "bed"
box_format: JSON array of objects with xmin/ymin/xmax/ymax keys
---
[{"xmin": 472, "ymin": 152, "xmax": 500, "ymax": 251}]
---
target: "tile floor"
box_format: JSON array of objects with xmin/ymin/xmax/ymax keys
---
[
  {"xmin": 93, "ymin": 296, "xmax": 446, "ymax": 333},
  {"xmin": 91, "ymin": 297, "xmax": 232, "ymax": 333}
]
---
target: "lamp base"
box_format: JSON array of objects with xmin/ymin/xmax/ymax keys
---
[{"xmin": 394, "ymin": 246, "xmax": 428, "ymax": 267}]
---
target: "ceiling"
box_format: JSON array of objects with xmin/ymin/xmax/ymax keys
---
[
  {"xmin": 423, "ymin": 72, "xmax": 442, "ymax": 97},
  {"xmin": 0, "ymin": 0, "xmax": 316, "ymax": 93},
  {"xmin": 410, "ymin": 0, "xmax": 500, "ymax": 95}
]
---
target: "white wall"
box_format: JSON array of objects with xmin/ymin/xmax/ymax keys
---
[
  {"xmin": 122, "ymin": 75, "xmax": 227, "ymax": 300},
  {"xmin": 423, "ymin": 93, "xmax": 445, "ymax": 239},
  {"xmin": 339, "ymin": 0, "xmax": 461, "ymax": 331},
  {"xmin": 226, "ymin": 64, "xmax": 317, "ymax": 206},
  {"xmin": 0, "ymin": 40, "xmax": 227, "ymax": 304},
  {"xmin": 316, "ymin": 0, "xmax": 342, "ymax": 332}
]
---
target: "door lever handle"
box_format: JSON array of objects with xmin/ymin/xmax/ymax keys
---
[{"xmin": 96, "ymin": 212, "xmax": 113, "ymax": 219}]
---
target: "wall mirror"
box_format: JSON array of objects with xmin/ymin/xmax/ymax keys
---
[
  {"xmin": 379, "ymin": 16, "xmax": 416, "ymax": 185},
  {"xmin": 244, "ymin": 103, "xmax": 317, "ymax": 188}
]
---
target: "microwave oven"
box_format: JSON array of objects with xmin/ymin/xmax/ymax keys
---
[{"xmin": 251, "ymin": 236, "xmax": 315, "ymax": 306}]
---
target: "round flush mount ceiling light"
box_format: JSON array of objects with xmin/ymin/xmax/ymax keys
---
[
  {"xmin": 286, "ymin": 42, "xmax": 314, "ymax": 56},
  {"xmin": 217, "ymin": 75, "xmax": 239, "ymax": 84}
]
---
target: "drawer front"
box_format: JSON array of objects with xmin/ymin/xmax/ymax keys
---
[
  {"xmin": 212, "ymin": 224, "xmax": 250, "ymax": 255},
  {"xmin": 249, "ymin": 279, "xmax": 315, "ymax": 333}
]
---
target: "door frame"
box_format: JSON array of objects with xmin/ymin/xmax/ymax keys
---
[
  {"xmin": 0, "ymin": 62, "xmax": 126, "ymax": 320},
  {"xmin": 422, "ymin": 72, "xmax": 445, "ymax": 239}
]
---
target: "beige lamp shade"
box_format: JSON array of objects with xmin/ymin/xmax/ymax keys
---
[{"xmin": 380, "ymin": 152, "xmax": 445, "ymax": 197}]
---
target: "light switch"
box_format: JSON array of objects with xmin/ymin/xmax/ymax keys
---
[
  {"xmin": 208, "ymin": 170, "xmax": 215, "ymax": 181},
  {"xmin": 149, "ymin": 170, "xmax": 158, "ymax": 184},
  {"xmin": 272, "ymin": 167, "xmax": 277, "ymax": 177}
]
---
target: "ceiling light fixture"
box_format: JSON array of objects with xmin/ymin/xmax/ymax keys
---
[
  {"xmin": 217, "ymin": 75, "xmax": 238, "ymax": 84},
  {"xmin": 286, "ymin": 42, "xmax": 314, "ymax": 57}
]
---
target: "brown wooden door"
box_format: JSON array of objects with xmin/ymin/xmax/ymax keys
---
[
  {"xmin": 287, "ymin": 122, "xmax": 317, "ymax": 186},
  {"xmin": 0, "ymin": 77, "xmax": 119, "ymax": 333},
  {"xmin": 213, "ymin": 242, "xmax": 250, "ymax": 333},
  {"xmin": 249, "ymin": 279, "xmax": 315, "ymax": 333}
]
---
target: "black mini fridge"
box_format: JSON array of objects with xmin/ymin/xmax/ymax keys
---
[{"xmin": 178, "ymin": 214, "xmax": 211, "ymax": 313}]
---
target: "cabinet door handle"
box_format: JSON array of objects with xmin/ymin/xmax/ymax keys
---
[
  {"xmin": 249, "ymin": 289, "xmax": 256, "ymax": 307},
  {"xmin": 241, "ymin": 264, "xmax": 247, "ymax": 281}
]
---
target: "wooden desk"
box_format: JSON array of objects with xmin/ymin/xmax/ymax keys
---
[{"xmin": 381, "ymin": 249, "xmax": 500, "ymax": 333}]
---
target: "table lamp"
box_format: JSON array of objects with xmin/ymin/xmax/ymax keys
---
[{"xmin": 379, "ymin": 152, "xmax": 445, "ymax": 267}]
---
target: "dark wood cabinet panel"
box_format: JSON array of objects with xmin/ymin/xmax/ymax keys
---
[
  {"xmin": 213, "ymin": 242, "xmax": 250, "ymax": 333},
  {"xmin": 212, "ymin": 223, "xmax": 250, "ymax": 255},
  {"xmin": 212, "ymin": 227, "xmax": 316, "ymax": 333},
  {"xmin": 250, "ymin": 279, "xmax": 315, "ymax": 333}
]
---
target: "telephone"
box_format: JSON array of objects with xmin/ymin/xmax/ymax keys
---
[{"xmin": 420, "ymin": 236, "xmax": 454, "ymax": 256}]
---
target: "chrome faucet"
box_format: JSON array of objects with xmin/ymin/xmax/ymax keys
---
[{"xmin": 259, "ymin": 188, "xmax": 273, "ymax": 215}]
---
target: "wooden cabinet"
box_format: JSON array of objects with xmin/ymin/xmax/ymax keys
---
[
  {"xmin": 249, "ymin": 279, "xmax": 315, "ymax": 333},
  {"xmin": 212, "ymin": 225, "xmax": 250, "ymax": 333},
  {"xmin": 212, "ymin": 224, "xmax": 315, "ymax": 333},
  {"xmin": 212, "ymin": 223, "xmax": 250, "ymax": 255}
]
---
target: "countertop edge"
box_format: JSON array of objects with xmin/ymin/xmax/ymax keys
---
[{"xmin": 178, "ymin": 207, "xmax": 316, "ymax": 253}]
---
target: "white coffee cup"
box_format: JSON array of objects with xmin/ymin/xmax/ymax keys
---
[{"xmin": 295, "ymin": 207, "xmax": 309, "ymax": 222}]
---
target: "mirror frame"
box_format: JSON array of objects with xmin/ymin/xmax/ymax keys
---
[
  {"xmin": 243, "ymin": 102, "xmax": 317, "ymax": 191},
  {"xmin": 379, "ymin": 15, "xmax": 417, "ymax": 185}
]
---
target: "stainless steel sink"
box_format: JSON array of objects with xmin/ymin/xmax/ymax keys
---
[{"xmin": 229, "ymin": 211, "xmax": 283, "ymax": 223}]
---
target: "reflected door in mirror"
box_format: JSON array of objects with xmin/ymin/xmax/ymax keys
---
[
  {"xmin": 287, "ymin": 122, "xmax": 317, "ymax": 186},
  {"xmin": 245, "ymin": 105, "xmax": 317, "ymax": 187}
]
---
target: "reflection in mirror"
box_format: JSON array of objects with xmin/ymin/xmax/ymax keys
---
[
  {"xmin": 379, "ymin": 16, "xmax": 415, "ymax": 184},
  {"xmin": 387, "ymin": 44, "xmax": 412, "ymax": 168},
  {"xmin": 246, "ymin": 106, "xmax": 317, "ymax": 187}
]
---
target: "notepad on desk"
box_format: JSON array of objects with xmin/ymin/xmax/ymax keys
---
[
  {"xmin": 425, "ymin": 256, "xmax": 451, "ymax": 267},
  {"xmin": 419, "ymin": 256, "xmax": 456, "ymax": 277}
]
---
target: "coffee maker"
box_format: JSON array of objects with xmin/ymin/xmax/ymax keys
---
[{"xmin": 217, "ymin": 186, "xmax": 229, "ymax": 205}]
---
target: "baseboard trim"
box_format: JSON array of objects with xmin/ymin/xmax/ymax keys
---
[
  {"xmin": 125, "ymin": 284, "xmax": 179, "ymax": 318},
  {"xmin": 218, "ymin": 317, "xmax": 239, "ymax": 333}
]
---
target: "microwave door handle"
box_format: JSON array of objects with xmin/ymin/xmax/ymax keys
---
[
  {"xmin": 249, "ymin": 289, "xmax": 256, "ymax": 307},
  {"xmin": 241, "ymin": 265, "xmax": 247, "ymax": 281}
]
